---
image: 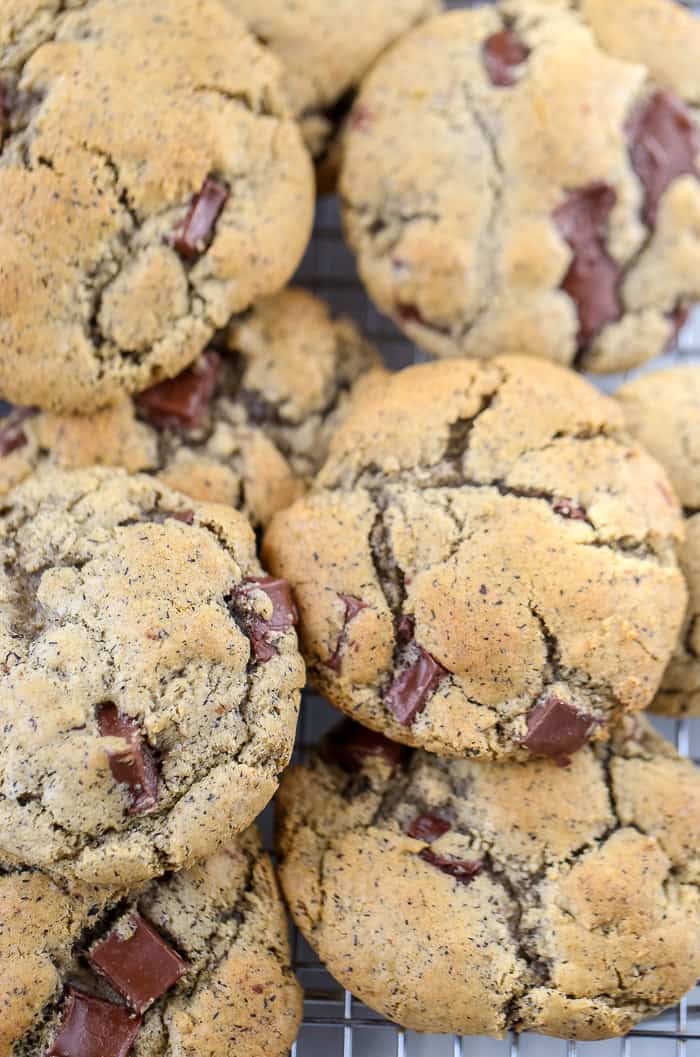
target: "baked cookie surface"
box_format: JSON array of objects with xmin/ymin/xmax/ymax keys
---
[
  {"xmin": 0, "ymin": 468, "xmax": 304, "ymax": 886},
  {"xmin": 340, "ymin": 0, "xmax": 700, "ymax": 371},
  {"xmin": 0, "ymin": 0, "xmax": 314, "ymax": 413},
  {"xmin": 263, "ymin": 357, "xmax": 686, "ymax": 761},
  {"xmin": 277, "ymin": 717, "xmax": 700, "ymax": 1040}
]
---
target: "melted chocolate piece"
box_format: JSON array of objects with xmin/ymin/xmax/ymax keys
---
[
  {"xmin": 553, "ymin": 498, "xmax": 587, "ymax": 521},
  {"xmin": 89, "ymin": 913, "xmax": 187, "ymax": 1013},
  {"xmin": 135, "ymin": 350, "xmax": 221, "ymax": 431},
  {"xmin": 554, "ymin": 183, "xmax": 623, "ymax": 346},
  {"xmin": 407, "ymin": 814, "xmax": 450, "ymax": 843},
  {"xmin": 171, "ymin": 509, "xmax": 195, "ymax": 525},
  {"xmin": 47, "ymin": 989, "xmax": 141, "ymax": 1057},
  {"xmin": 320, "ymin": 718, "xmax": 406, "ymax": 772},
  {"xmin": 419, "ymin": 848, "xmax": 483, "ymax": 884},
  {"xmin": 0, "ymin": 406, "xmax": 38, "ymax": 456},
  {"xmin": 483, "ymin": 28, "xmax": 530, "ymax": 87},
  {"xmin": 97, "ymin": 705, "xmax": 159, "ymax": 815},
  {"xmin": 627, "ymin": 91, "xmax": 700, "ymax": 227},
  {"xmin": 665, "ymin": 301, "xmax": 690, "ymax": 352},
  {"xmin": 232, "ymin": 576, "xmax": 299, "ymax": 662},
  {"xmin": 521, "ymin": 695, "xmax": 595, "ymax": 766},
  {"xmin": 385, "ymin": 624, "xmax": 448, "ymax": 727},
  {"xmin": 170, "ymin": 177, "xmax": 229, "ymax": 259},
  {"xmin": 396, "ymin": 615, "xmax": 415, "ymax": 647},
  {"xmin": 326, "ymin": 593, "xmax": 368, "ymax": 672}
]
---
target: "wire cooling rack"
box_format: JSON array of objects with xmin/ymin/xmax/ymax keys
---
[{"xmin": 276, "ymin": 1, "xmax": 700, "ymax": 1052}]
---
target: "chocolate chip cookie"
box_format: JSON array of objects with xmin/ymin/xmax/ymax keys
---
[
  {"xmin": 0, "ymin": 0, "xmax": 314, "ymax": 413},
  {"xmin": 0, "ymin": 288, "xmax": 382, "ymax": 528},
  {"xmin": 2, "ymin": 826, "xmax": 302, "ymax": 1057},
  {"xmin": 618, "ymin": 365, "xmax": 700, "ymax": 716},
  {"xmin": 340, "ymin": 0, "xmax": 700, "ymax": 371},
  {"xmin": 263, "ymin": 357, "xmax": 686, "ymax": 762},
  {"xmin": 0, "ymin": 467, "xmax": 305, "ymax": 886},
  {"xmin": 277, "ymin": 716, "xmax": 700, "ymax": 1040}
]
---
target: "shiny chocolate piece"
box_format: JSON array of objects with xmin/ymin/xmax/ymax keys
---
[
  {"xmin": 483, "ymin": 28, "xmax": 530, "ymax": 87},
  {"xmin": 521, "ymin": 694, "xmax": 595, "ymax": 766},
  {"xmin": 407, "ymin": 814, "xmax": 451, "ymax": 843},
  {"xmin": 135, "ymin": 350, "xmax": 220, "ymax": 431},
  {"xmin": 326, "ymin": 593, "xmax": 368, "ymax": 672},
  {"xmin": 553, "ymin": 498, "xmax": 587, "ymax": 521},
  {"xmin": 171, "ymin": 509, "xmax": 195, "ymax": 525},
  {"xmin": 0, "ymin": 406, "xmax": 37, "ymax": 456},
  {"xmin": 47, "ymin": 988, "xmax": 141, "ymax": 1057},
  {"xmin": 554, "ymin": 183, "xmax": 622, "ymax": 347},
  {"xmin": 171, "ymin": 177, "xmax": 229, "ymax": 259},
  {"xmin": 385, "ymin": 633, "xmax": 448, "ymax": 727},
  {"xmin": 232, "ymin": 576, "xmax": 299, "ymax": 662},
  {"xmin": 627, "ymin": 91, "xmax": 700, "ymax": 227},
  {"xmin": 320, "ymin": 718, "xmax": 406, "ymax": 772},
  {"xmin": 419, "ymin": 848, "xmax": 483, "ymax": 884},
  {"xmin": 97, "ymin": 705, "xmax": 158, "ymax": 815},
  {"xmin": 89, "ymin": 912, "xmax": 187, "ymax": 1013}
]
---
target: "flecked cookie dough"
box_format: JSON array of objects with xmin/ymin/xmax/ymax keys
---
[
  {"xmin": 0, "ymin": 0, "xmax": 314, "ymax": 413},
  {"xmin": 1, "ymin": 827, "xmax": 302, "ymax": 1057},
  {"xmin": 340, "ymin": 0, "xmax": 700, "ymax": 372},
  {"xmin": 263, "ymin": 357, "xmax": 686, "ymax": 762},
  {"xmin": 277, "ymin": 716, "xmax": 700, "ymax": 1040},
  {"xmin": 0, "ymin": 468, "xmax": 305, "ymax": 886},
  {"xmin": 0, "ymin": 288, "xmax": 382, "ymax": 529},
  {"xmin": 618, "ymin": 365, "xmax": 700, "ymax": 716}
]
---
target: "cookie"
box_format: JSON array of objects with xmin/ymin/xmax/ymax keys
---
[
  {"xmin": 277, "ymin": 716, "xmax": 700, "ymax": 1040},
  {"xmin": 0, "ymin": 0, "xmax": 314, "ymax": 413},
  {"xmin": 618, "ymin": 365, "xmax": 700, "ymax": 716},
  {"xmin": 1, "ymin": 826, "xmax": 302, "ymax": 1057},
  {"xmin": 340, "ymin": 0, "xmax": 700, "ymax": 372},
  {"xmin": 263, "ymin": 357, "xmax": 686, "ymax": 762},
  {"xmin": 0, "ymin": 288, "xmax": 382, "ymax": 528},
  {"xmin": 0, "ymin": 467, "xmax": 305, "ymax": 886}
]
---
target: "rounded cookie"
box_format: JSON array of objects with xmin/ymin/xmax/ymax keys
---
[
  {"xmin": 263, "ymin": 357, "xmax": 686, "ymax": 762},
  {"xmin": 0, "ymin": 288, "xmax": 382, "ymax": 528},
  {"xmin": 277, "ymin": 716, "xmax": 700, "ymax": 1040},
  {"xmin": 340, "ymin": 0, "xmax": 700, "ymax": 371},
  {"xmin": 0, "ymin": 467, "xmax": 305, "ymax": 886},
  {"xmin": 618, "ymin": 365, "xmax": 700, "ymax": 715},
  {"xmin": 1, "ymin": 826, "xmax": 302, "ymax": 1057},
  {"xmin": 0, "ymin": 0, "xmax": 314, "ymax": 413}
]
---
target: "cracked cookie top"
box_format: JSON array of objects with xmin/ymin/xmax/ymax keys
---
[
  {"xmin": 0, "ymin": 0, "xmax": 314, "ymax": 413},
  {"xmin": 0, "ymin": 467, "xmax": 305, "ymax": 886},
  {"xmin": 340, "ymin": 0, "xmax": 700, "ymax": 372},
  {"xmin": 263, "ymin": 356, "xmax": 686, "ymax": 761},
  {"xmin": 618, "ymin": 365, "xmax": 700, "ymax": 716},
  {"xmin": 0, "ymin": 288, "xmax": 383, "ymax": 528},
  {"xmin": 277, "ymin": 716, "xmax": 700, "ymax": 1040},
  {"xmin": 1, "ymin": 826, "xmax": 302, "ymax": 1057}
]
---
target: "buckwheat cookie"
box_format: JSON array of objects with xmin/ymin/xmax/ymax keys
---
[
  {"xmin": 340, "ymin": 0, "xmax": 700, "ymax": 372},
  {"xmin": 0, "ymin": 0, "xmax": 314, "ymax": 414},
  {"xmin": 0, "ymin": 468, "xmax": 305, "ymax": 886},
  {"xmin": 1, "ymin": 826, "xmax": 302, "ymax": 1057},
  {"xmin": 263, "ymin": 357, "xmax": 686, "ymax": 762},
  {"xmin": 618, "ymin": 365, "xmax": 700, "ymax": 716},
  {"xmin": 277, "ymin": 716, "xmax": 700, "ymax": 1040},
  {"xmin": 0, "ymin": 289, "xmax": 382, "ymax": 529}
]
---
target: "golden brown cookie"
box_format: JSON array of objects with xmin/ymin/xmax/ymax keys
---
[
  {"xmin": 340, "ymin": 0, "xmax": 700, "ymax": 371},
  {"xmin": 263, "ymin": 357, "xmax": 686, "ymax": 762},
  {"xmin": 277, "ymin": 716, "xmax": 700, "ymax": 1040}
]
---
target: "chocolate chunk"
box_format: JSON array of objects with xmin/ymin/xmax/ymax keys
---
[
  {"xmin": 521, "ymin": 695, "xmax": 596, "ymax": 766},
  {"xmin": 665, "ymin": 301, "xmax": 690, "ymax": 352},
  {"xmin": 554, "ymin": 183, "xmax": 622, "ymax": 346},
  {"xmin": 396, "ymin": 615, "xmax": 415, "ymax": 647},
  {"xmin": 627, "ymin": 91, "xmax": 700, "ymax": 227},
  {"xmin": 89, "ymin": 912, "xmax": 187, "ymax": 1013},
  {"xmin": 170, "ymin": 177, "xmax": 229, "ymax": 259},
  {"xmin": 171, "ymin": 509, "xmax": 195, "ymax": 525},
  {"xmin": 97, "ymin": 705, "xmax": 159, "ymax": 815},
  {"xmin": 419, "ymin": 848, "xmax": 482, "ymax": 884},
  {"xmin": 385, "ymin": 625, "xmax": 448, "ymax": 726},
  {"xmin": 327, "ymin": 593, "xmax": 368, "ymax": 672},
  {"xmin": 135, "ymin": 350, "xmax": 221, "ymax": 431},
  {"xmin": 320, "ymin": 718, "xmax": 406, "ymax": 772},
  {"xmin": 47, "ymin": 989, "xmax": 141, "ymax": 1057},
  {"xmin": 232, "ymin": 576, "xmax": 298, "ymax": 662},
  {"xmin": 483, "ymin": 29, "xmax": 530, "ymax": 87},
  {"xmin": 553, "ymin": 498, "xmax": 587, "ymax": 521},
  {"xmin": 0, "ymin": 407, "xmax": 37, "ymax": 456},
  {"xmin": 407, "ymin": 814, "xmax": 450, "ymax": 843}
]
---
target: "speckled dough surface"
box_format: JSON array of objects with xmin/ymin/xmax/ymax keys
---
[
  {"xmin": 1, "ymin": 827, "xmax": 302, "ymax": 1057},
  {"xmin": 263, "ymin": 357, "xmax": 686, "ymax": 762},
  {"xmin": 618, "ymin": 365, "xmax": 700, "ymax": 716},
  {"xmin": 340, "ymin": 0, "xmax": 700, "ymax": 371},
  {"xmin": 0, "ymin": 468, "xmax": 305, "ymax": 886},
  {"xmin": 0, "ymin": 288, "xmax": 382, "ymax": 529},
  {"xmin": 0, "ymin": 0, "xmax": 314, "ymax": 413},
  {"xmin": 277, "ymin": 717, "xmax": 700, "ymax": 1040}
]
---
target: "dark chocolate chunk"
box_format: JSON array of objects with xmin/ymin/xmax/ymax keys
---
[
  {"xmin": 407, "ymin": 814, "xmax": 450, "ymax": 843},
  {"xmin": 97, "ymin": 705, "xmax": 159, "ymax": 815},
  {"xmin": 665, "ymin": 301, "xmax": 690, "ymax": 352},
  {"xmin": 419, "ymin": 848, "xmax": 482, "ymax": 884},
  {"xmin": 0, "ymin": 407, "xmax": 38, "ymax": 456},
  {"xmin": 553, "ymin": 498, "xmax": 587, "ymax": 521},
  {"xmin": 554, "ymin": 183, "xmax": 623, "ymax": 346},
  {"xmin": 89, "ymin": 912, "xmax": 187, "ymax": 1013},
  {"xmin": 326, "ymin": 593, "xmax": 368, "ymax": 672},
  {"xmin": 483, "ymin": 28, "xmax": 530, "ymax": 87},
  {"xmin": 627, "ymin": 91, "xmax": 700, "ymax": 227},
  {"xmin": 521, "ymin": 694, "xmax": 596, "ymax": 766},
  {"xmin": 320, "ymin": 718, "xmax": 406, "ymax": 772},
  {"xmin": 170, "ymin": 177, "xmax": 229, "ymax": 259},
  {"xmin": 385, "ymin": 639, "xmax": 448, "ymax": 727},
  {"xmin": 232, "ymin": 576, "xmax": 298, "ymax": 662},
  {"xmin": 135, "ymin": 350, "xmax": 220, "ymax": 431},
  {"xmin": 396, "ymin": 615, "xmax": 415, "ymax": 647},
  {"xmin": 171, "ymin": 509, "xmax": 195, "ymax": 525},
  {"xmin": 47, "ymin": 989, "xmax": 141, "ymax": 1057}
]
